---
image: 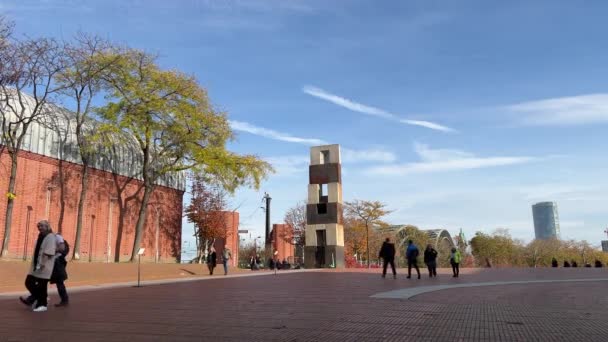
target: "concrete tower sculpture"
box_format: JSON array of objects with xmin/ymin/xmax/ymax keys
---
[{"xmin": 304, "ymin": 144, "xmax": 344, "ymax": 268}]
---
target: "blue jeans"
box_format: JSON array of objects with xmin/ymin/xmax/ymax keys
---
[{"xmin": 223, "ymin": 260, "xmax": 228, "ymax": 275}]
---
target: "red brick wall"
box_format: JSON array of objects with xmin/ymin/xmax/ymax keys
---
[
  {"xmin": 271, "ymin": 224, "xmax": 295, "ymax": 263},
  {"xmin": 0, "ymin": 149, "xmax": 183, "ymax": 262},
  {"xmin": 211, "ymin": 211, "xmax": 240, "ymax": 267}
]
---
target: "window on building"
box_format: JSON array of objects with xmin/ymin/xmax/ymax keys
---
[
  {"xmin": 318, "ymin": 184, "xmax": 328, "ymax": 203},
  {"xmin": 320, "ymin": 150, "xmax": 329, "ymax": 164}
]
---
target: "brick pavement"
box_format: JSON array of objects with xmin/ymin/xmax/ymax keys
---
[
  {"xmin": 1, "ymin": 267, "xmax": 607, "ymax": 341},
  {"xmin": 0, "ymin": 260, "xmax": 255, "ymax": 293}
]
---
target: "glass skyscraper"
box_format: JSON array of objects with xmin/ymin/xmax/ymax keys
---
[{"xmin": 532, "ymin": 202, "xmax": 560, "ymax": 240}]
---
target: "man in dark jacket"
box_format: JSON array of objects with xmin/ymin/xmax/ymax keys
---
[
  {"xmin": 378, "ymin": 238, "xmax": 396, "ymax": 279},
  {"xmin": 423, "ymin": 244, "xmax": 438, "ymax": 278},
  {"xmin": 206, "ymin": 248, "xmax": 217, "ymax": 275}
]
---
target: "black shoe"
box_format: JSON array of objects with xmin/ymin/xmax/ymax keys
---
[
  {"xmin": 406, "ymin": 276, "xmax": 411, "ymax": 279},
  {"xmin": 418, "ymin": 275, "xmax": 421, "ymax": 279},
  {"xmin": 54, "ymin": 301, "xmax": 69, "ymax": 307},
  {"xmin": 381, "ymin": 274, "xmax": 386, "ymax": 278},
  {"xmin": 19, "ymin": 296, "xmax": 34, "ymax": 307}
]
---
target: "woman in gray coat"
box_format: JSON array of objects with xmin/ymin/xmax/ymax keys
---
[{"xmin": 19, "ymin": 220, "xmax": 56, "ymax": 312}]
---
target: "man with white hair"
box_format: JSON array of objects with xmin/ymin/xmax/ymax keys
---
[{"xmin": 19, "ymin": 220, "xmax": 56, "ymax": 312}]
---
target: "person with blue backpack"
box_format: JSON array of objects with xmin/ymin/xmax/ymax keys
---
[{"xmin": 405, "ymin": 240, "xmax": 421, "ymax": 279}]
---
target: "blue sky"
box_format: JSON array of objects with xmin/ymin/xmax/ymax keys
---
[{"xmin": 4, "ymin": 0, "xmax": 608, "ymax": 256}]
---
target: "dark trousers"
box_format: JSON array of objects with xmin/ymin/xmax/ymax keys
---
[
  {"xmin": 25, "ymin": 275, "xmax": 48, "ymax": 308},
  {"xmin": 426, "ymin": 261, "xmax": 437, "ymax": 277},
  {"xmin": 207, "ymin": 263, "xmax": 215, "ymax": 275},
  {"xmin": 382, "ymin": 258, "xmax": 396, "ymax": 276},
  {"xmin": 407, "ymin": 260, "xmax": 420, "ymax": 278},
  {"xmin": 451, "ymin": 262, "xmax": 460, "ymax": 277},
  {"xmin": 223, "ymin": 260, "xmax": 228, "ymax": 275},
  {"xmin": 56, "ymin": 280, "xmax": 69, "ymax": 303}
]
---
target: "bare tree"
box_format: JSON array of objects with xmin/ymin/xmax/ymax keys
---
[
  {"xmin": 0, "ymin": 37, "xmax": 67, "ymax": 257},
  {"xmin": 281, "ymin": 200, "xmax": 306, "ymax": 263},
  {"xmin": 282, "ymin": 200, "xmax": 306, "ymax": 238},
  {"xmin": 54, "ymin": 34, "xmax": 119, "ymax": 259},
  {"xmin": 38, "ymin": 105, "xmax": 74, "ymax": 234}
]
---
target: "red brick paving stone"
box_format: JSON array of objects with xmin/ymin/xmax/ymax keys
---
[
  {"xmin": 0, "ymin": 260, "xmax": 256, "ymax": 293},
  {"xmin": 1, "ymin": 269, "xmax": 608, "ymax": 341}
]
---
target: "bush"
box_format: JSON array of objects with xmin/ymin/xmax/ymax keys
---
[{"xmin": 345, "ymin": 255, "xmax": 380, "ymax": 268}]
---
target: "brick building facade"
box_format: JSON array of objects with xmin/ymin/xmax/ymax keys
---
[
  {"xmin": 271, "ymin": 223, "xmax": 295, "ymax": 263},
  {"xmin": 0, "ymin": 149, "xmax": 184, "ymax": 263},
  {"xmin": 208, "ymin": 211, "xmax": 240, "ymax": 267}
]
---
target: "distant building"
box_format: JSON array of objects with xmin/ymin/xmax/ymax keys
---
[
  {"xmin": 532, "ymin": 202, "xmax": 560, "ymax": 240},
  {"xmin": 271, "ymin": 224, "xmax": 295, "ymax": 263},
  {"xmin": 209, "ymin": 211, "xmax": 240, "ymax": 267},
  {"xmin": 601, "ymin": 240, "xmax": 608, "ymax": 252}
]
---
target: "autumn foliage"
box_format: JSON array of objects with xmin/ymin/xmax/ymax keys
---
[{"xmin": 185, "ymin": 176, "xmax": 231, "ymax": 260}]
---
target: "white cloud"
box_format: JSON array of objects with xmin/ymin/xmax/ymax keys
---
[
  {"xmin": 230, "ymin": 120, "xmax": 397, "ymax": 163},
  {"xmin": 508, "ymin": 93, "xmax": 608, "ymax": 125},
  {"xmin": 302, "ymin": 85, "xmax": 455, "ymax": 132},
  {"xmin": 264, "ymin": 148, "xmax": 396, "ymax": 176},
  {"xmin": 413, "ymin": 142, "xmax": 474, "ymax": 162},
  {"xmin": 263, "ymin": 155, "xmax": 309, "ymax": 176},
  {"xmin": 370, "ymin": 157, "xmax": 536, "ymax": 175},
  {"xmin": 367, "ymin": 143, "xmax": 537, "ymax": 175},
  {"xmin": 229, "ymin": 120, "xmax": 327, "ymax": 145},
  {"xmin": 342, "ymin": 147, "xmax": 397, "ymax": 163},
  {"xmin": 516, "ymin": 184, "xmax": 596, "ymax": 201},
  {"xmin": 399, "ymin": 119, "xmax": 454, "ymax": 132}
]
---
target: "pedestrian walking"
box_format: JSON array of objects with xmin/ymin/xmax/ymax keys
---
[
  {"xmin": 222, "ymin": 246, "xmax": 232, "ymax": 275},
  {"xmin": 405, "ymin": 240, "xmax": 420, "ymax": 279},
  {"xmin": 206, "ymin": 248, "xmax": 217, "ymax": 275},
  {"xmin": 378, "ymin": 238, "xmax": 396, "ymax": 279},
  {"xmin": 450, "ymin": 247, "xmax": 461, "ymax": 278},
  {"xmin": 423, "ymin": 244, "xmax": 438, "ymax": 278},
  {"xmin": 50, "ymin": 233, "xmax": 69, "ymax": 307},
  {"xmin": 19, "ymin": 220, "xmax": 56, "ymax": 312}
]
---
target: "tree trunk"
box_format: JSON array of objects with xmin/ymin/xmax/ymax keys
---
[
  {"xmin": 1, "ymin": 154, "xmax": 19, "ymax": 257},
  {"xmin": 194, "ymin": 226, "xmax": 202, "ymax": 263},
  {"xmin": 73, "ymin": 165, "xmax": 89, "ymax": 260},
  {"xmin": 56, "ymin": 158, "xmax": 66, "ymax": 234},
  {"xmin": 114, "ymin": 203, "xmax": 127, "ymax": 262},
  {"xmin": 129, "ymin": 185, "xmax": 154, "ymax": 262},
  {"xmin": 366, "ymin": 223, "xmax": 370, "ymax": 268}
]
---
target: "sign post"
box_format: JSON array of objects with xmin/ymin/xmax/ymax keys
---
[
  {"xmin": 136, "ymin": 248, "xmax": 145, "ymax": 287},
  {"xmin": 273, "ymin": 250, "xmax": 279, "ymax": 276}
]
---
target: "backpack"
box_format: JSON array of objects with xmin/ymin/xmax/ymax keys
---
[
  {"xmin": 412, "ymin": 247, "xmax": 419, "ymax": 258},
  {"xmin": 62, "ymin": 239, "xmax": 70, "ymax": 257}
]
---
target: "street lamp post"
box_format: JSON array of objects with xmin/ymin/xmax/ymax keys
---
[{"xmin": 23, "ymin": 206, "xmax": 33, "ymax": 261}]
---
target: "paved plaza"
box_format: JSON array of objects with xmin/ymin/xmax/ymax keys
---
[{"xmin": 1, "ymin": 267, "xmax": 608, "ymax": 341}]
